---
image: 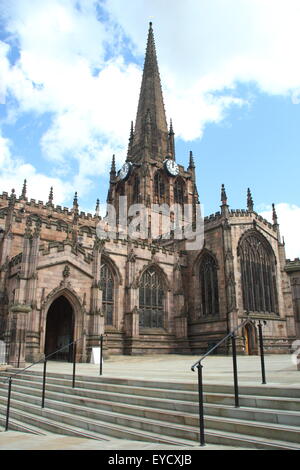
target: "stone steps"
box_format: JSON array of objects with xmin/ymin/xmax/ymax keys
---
[
  {"xmin": 0, "ymin": 370, "xmax": 300, "ymax": 449},
  {"xmin": 4, "ymin": 371, "xmax": 300, "ymax": 413},
  {"xmin": 2, "ymin": 377, "xmax": 300, "ymax": 428}
]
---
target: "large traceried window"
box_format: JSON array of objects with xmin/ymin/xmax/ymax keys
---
[
  {"xmin": 100, "ymin": 263, "xmax": 114, "ymax": 325},
  {"xmin": 139, "ymin": 268, "xmax": 165, "ymax": 328},
  {"xmin": 199, "ymin": 253, "xmax": 219, "ymax": 316},
  {"xmin": 239, "ymin": 232, "xmax": 278, "ymax": 314}
]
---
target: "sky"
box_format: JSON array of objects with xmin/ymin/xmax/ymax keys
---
[{"xmin": 0, "ymin": 0, "xmax": 299, "ymax": 259}]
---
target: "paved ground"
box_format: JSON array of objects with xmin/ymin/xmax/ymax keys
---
[
  {"xmin": 0, "ymin": 353, "xmax": 299, "ymax": 450},
  {"xmin": 3, "ymin": 352, "xmax": 299, "ymax": 386},
  {"xmin": 0, "ymin": 430, "xmax": 241, "ymax": 451}
]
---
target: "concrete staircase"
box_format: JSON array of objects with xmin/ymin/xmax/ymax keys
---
[{"xmin": 0, "ymin": 369, "xmax": 300, "ymax": 449}]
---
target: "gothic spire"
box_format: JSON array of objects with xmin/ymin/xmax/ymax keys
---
[
  {"xmin": 131, "ymin": 22, "xmax": 169, "ymax": 162},
  {"xmin": 247, "ymin": 188, "xmax": 254, "ymax": 212}
]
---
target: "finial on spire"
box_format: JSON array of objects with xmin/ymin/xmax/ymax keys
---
[
  {"xmin": 95, "ymin": 198, "xmax": 100, "ymax": 217},
  {"xmin": 72, "ymin": 192, "xmax": 79, "ymax": 225},
  {"xmin": 110, "ymin": 154, "xmax": 116, "ymax": 181},
  {"xmin": 47, "ymin": 186, "xmax": 54, "ymax": 206},
  {"xmin": 127, "ymin": 122, "xmax": 134, "ymax": 160},
  {"xmin": 247, "ymin": 188, "xmax": 254, "ymax": 211},
  {"xmin": 167, "ymin": 118, "xmax": 175, "ymax": 159},
  {"xmin": 73, "ymin": 191, "xmax": 78, "ymax": 208},
  {"xmin": 188, "ymin": 150, "xmax": 195, "ymax": 169},
  {"xmin": 221, "ymin": 184, "xmax": 227, "ymax": 205},
  {"xmin": 272, "ymin": 203, "xmax": 278, "ymax": 225},
  {"xmin": 21, "ymin": 179, "xmax": 27, "ymax": 200}
]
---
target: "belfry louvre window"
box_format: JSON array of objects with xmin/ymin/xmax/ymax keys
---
[
  {"xmin": 154, "ymin": 171, "xmax": 165, "ymax": 202},
  {"xmin": 139, "ymin": 268, "xmax": 164, "ymax": 328},
  {"xmin": 100, "ymin": 263, "xmax": 114, "ymax": 325},
  {"xmin": 239, "ymin": 233, "xmax": 278, "ymax": 313},
  {"xmin": 133, "ymin": 175, "xmax": 140, "ymax": 203},
  {"xmin": 174, "ymin": 178, "xmax": 184, "ymax": 205},
  {"xmin": 199, "ymin": 254, "xmax": 219, "ymax": 316}
]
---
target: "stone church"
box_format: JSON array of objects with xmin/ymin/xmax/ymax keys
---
[{"xmin": 0, "ymin": 23, "xmax": 298, "ymax": 367}]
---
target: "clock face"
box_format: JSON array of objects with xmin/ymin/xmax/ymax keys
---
[
  {"xmin": 119, "ymin": 162, "xmax": 131, "ymax": 180},
  {"xmin": 164, "ymin": 159, "xmax": 179, "ymax": 176}
]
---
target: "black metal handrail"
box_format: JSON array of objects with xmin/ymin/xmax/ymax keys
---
[
  {"xmin": 191, "ymin": 318, "xmax": 267, "ymax": 446},
  {"xmin": 2, "ymin": 333, "xmax": 106, "ymax": 431}
]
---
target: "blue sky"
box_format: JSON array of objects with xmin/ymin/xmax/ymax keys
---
[{"xmin": 0, "ymin": 0, "xmax": 299, "ymax": 258}]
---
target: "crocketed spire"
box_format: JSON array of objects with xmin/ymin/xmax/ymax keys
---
[{"xmin": 130, "ymin": 22, "xmax": 169, "ymax": 162}]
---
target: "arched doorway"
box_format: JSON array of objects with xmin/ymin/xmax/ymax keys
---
[
  {"xmin": 44, "ymin": 296, "xmax": 74, "ymax": 361},
  {"xmin": 244, "ymin": 322, "xmax": 258, "ymax": 355}
]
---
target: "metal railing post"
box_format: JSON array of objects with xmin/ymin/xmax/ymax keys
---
[
  {"xmin": 5, "ymin": 377, "xmax": 12, "ymax": 431},
  {"xmin": 197, "ymin": 364, "xmax": 205, "ymax": 446},
  {"xmin": 72, "ymin": 342, "xmax": 77, "ymax": 388},
  {"xmin": 41, "ymin": 360, "xmax": 47, "ymax": 408},
  {"xmin": 99, "ymin": 334, "xmax": 103, "ymax": 376},
  {"xmin": 17, "ymin": 340, "xmax": 21, "ymax": 368},
  {"xmin": 258, "ymin": 321, "xmax": 266, "ymax": 384},
  {"xmin": 231, "ymin": 333, "xmax": 239, "ymax": 408}
]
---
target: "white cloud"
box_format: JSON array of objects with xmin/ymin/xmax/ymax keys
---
[
  {"xmin": 105, "ymin": 0, "xmax": 300, "ymax": 138},
  {"xmin": 0, "ymin": 0, "xmax": 143, "ymax": 199},
  {"xmin": 259, "ymin": 203, "xmax": 300, "ymax": 260},
  {"xmin": 0, "ymin": 131, "xmax": 72, "ymax": 204}
]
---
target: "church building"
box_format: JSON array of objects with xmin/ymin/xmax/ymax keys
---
[{"xmin": 0, "ymin": 23, "xmax": 297, "ymax": 367}]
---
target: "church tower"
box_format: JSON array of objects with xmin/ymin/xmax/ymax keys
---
[{"xmin": 106, "ymin": 23, "xmax": 199, "ymax": 241}]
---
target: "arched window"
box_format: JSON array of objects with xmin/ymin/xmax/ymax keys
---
[
  {"xmin": 199, "ymin": 253, "xmax": 219, "ymax": 316},
  {"xmin": 239, "ymin": 232, "xmax": 278, "ymax": 313},
  {"xmin": 100, "ymin": 263, "xmax": 114, "ymax": 325},
  {"xmin": 174, "ymin": 178, "xmax": 185, "ymax": 205},
  {"xmin": 154, "ymin": 171, "xmax": 165, "ymax": 202},
  {"xmin": 139, "ymin": 268, "xmax": 164, "ymax": 328}
]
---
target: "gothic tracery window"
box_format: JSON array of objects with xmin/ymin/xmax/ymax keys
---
[
  {"xmin": 139, "ymin": 268, "xmax": 164, "ymax": 328},
  {"xmin": 199, "ymin": 253, "xmax": 219, "ymax": 316},
  {"xmin": 100, "ymin": 263, "xmax": 114, "ymax": 325},
  {"xmin": 239, "ymin": 232, "xmax": 278, "ymax": 314}
]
